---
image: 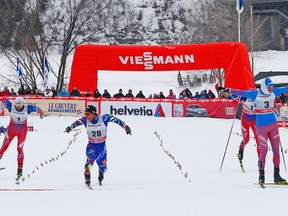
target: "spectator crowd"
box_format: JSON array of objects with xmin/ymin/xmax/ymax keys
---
[
  {"xmin": 0, "ymin": 85, "xmax": 218, "ymax": 100},
  {"xmin": 2, "ymin": 84, "xmax": 287, "ymax": 103}
]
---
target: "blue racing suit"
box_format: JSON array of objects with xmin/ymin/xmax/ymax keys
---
[{"xmin": 70, "ymin": 114, "xmax": 127, "ymax": 174}]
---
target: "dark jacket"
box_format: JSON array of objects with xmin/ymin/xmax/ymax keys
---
[
  {"xmin": 125, "ymin": 93, "xmax": 134, "ymax": 98},
  {"xmin": 70, "ymin": 89, "xmax": 81, "ymax": 96},
  {"xmin": 93, "ymin": 89, "xmax": 101, "ymax": 98},
  {"xmin": 113, "ymin": 93, "xmax": 125, "ymax": 98},
  {"xmin": 102, "ymin": 90, "xmax": 111, "ymax": 99},
  {"xmin": 136, "ymin": 91, "xmax": 145, "ymax": 98}
]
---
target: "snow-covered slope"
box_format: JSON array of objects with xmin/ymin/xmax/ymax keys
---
[{"xmin": 0, "ymin": 115, "xmax": 288, "ymax": 216}]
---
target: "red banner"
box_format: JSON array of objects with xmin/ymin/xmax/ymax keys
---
[
  {"xmin": 69, "ymin": 42, "xmax": 254, "ymax": 93},
  {"xmin": 172, "ymin": 99, "xmax": 238, "ymax": 119}
]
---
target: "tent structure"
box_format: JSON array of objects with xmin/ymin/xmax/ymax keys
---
[
  {"xmin": 254, "ymin": 71, "xmax": 288, "ymax": 87},
  {"xmin": 69, "ymin": 42, "xmax": 255, "ymax": 93}
]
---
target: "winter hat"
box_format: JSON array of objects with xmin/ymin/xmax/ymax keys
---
[
  {"xmin": 15, "ymin": 96, "xmax": 24, "ymax": 105},
  {"xmin": 264, "ymin": 77, "xmax": 274, "ymax": 87},
  {"xmin": 260, "ymin": 77, "xmax": 273, "ymax": 95},
  {"xmin": 85, "ymin": 105, "xmax": 97, "ymax": 115}
]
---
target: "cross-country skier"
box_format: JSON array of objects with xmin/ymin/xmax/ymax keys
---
[
  {"xmin": 237, "ymin": 98, "xmax": 260, "ymax": 163},
  {"xmin": 65, "ymin": 105, "xmax": 131, "ymax": 187},
  {"xmin": 0, "ymin": 96, "xmax": 45, "ymax": 179},
  {"xmin": 227, "ymin": 77, "xmax": 288, "ymax": 186}
]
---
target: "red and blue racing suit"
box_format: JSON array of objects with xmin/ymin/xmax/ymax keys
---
[
  {"xmin": 232, "ymin": 86, "xmax": 288, "ymax": 171},
  {"xmin": 240, "ymin": 99, "xmax": 260, "ymax": 156},
  {"xmin": 0, "ymin": 100, "xmax": 41, "ymax": 170}
]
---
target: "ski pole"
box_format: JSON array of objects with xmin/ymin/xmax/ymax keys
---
[
  {"xmin": 279, "ymin": 140, "xmax": 287, "ymax": 172},
  {"xmin": 63, "ymin": 128, "xmax": 82, "ymax": 133},
  {"xmin": 219, "ymin": 98, "xmax": 240, "ymax": 172}
]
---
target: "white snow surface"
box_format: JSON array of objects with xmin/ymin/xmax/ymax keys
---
[{"xmin": 0, "ymin": 115, "xmax": 288, "ymax": 216}]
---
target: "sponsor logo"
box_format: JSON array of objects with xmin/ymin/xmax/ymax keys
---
[
  {"xmin": 119, "ymin": 52, "xmax": 195, "ymax": 70},
  {"xmin": 87, "ymin": 124, "xmax": 101, "ymax": 127},
  {"xmin": 110, "ymin": 105, "xmax": 153, "ymax": 116},
  {"xmin": 154, "ymin": 103, "xmax": 166, "ymax": 117},
  {"xmin": 48, "ymin": 102, "xmax": 77, "ymax": 113},
  {"xmin": 225, "ymin": 107, "xmax": 235, "ymax": 115}
]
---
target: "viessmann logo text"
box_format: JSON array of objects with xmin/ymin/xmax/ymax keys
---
[
  {"xmin": 110, "ymin": 105, "xmax": 153, "ymax": 116},
  {"xmin": 119, "ymin": 52, "xmax": 195, "ymax": 70}
]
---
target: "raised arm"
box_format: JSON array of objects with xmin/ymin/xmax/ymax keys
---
[{"xmin": 104, "ymin": 114, "xmax": 131, "ymax": 135}]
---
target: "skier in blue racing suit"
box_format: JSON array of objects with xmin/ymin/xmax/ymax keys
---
[{"xmin": 65, "ymin": 105, "xmax": 131, "ymax": 186}]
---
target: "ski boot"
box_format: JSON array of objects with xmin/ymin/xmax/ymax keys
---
[
  {"xmin": 259, "ymin": 170, "xmax": 265, "ymax": 188},
  {"xmin": 98, "ymin": 171, "xmax": 104, "ymax": 186},
  {"xmin": 237, "ymin": 148, "xmax": 244, "ymax": 161},
  {"xmin": 16, "ymin": 168, "xmax": 22, "ymax": 178},
  {"xmin": 16, "ymin": 168, "xmax": 23, "ymax": 183},
  {"xmin": 274, "ymin": 168, "xmax": 286, "ymax": 184},
  {"xmin": 85, "ymin": 173, "xmax": 91, "ymax": 186}
]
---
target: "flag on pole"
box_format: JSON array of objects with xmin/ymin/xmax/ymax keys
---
[
  {"xmin": 16, "ymin": 57, "xmax": 23, "ymax": 87},
  {"xmin": 42, "ymin": 57, "xmax": 50, "ymax": 90},
  {"xmin": 236, "ymin": 0, "xmax": 244, "ymax": 13}
]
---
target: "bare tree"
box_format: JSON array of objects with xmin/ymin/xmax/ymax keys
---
[
  {"xmin": 179, "ymin": 0, "xmax": 238, "ymax": 44},
  {"xmin": 0, "ymin": 0, "xmax": 48, "ymax": 90},
  {"xmin": 38, "ymin": 0, "xmax": 115, "ymax": 92},
  {"xmin": 0, "ymin": 0, "xmax": 115, "ymax": 92}
]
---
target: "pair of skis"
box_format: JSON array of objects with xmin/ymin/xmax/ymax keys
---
[
  {"xmin": 238, "ymin": 158, "xmax": 288, "ymax": 188},
  {"xmin": 85, "ymin": 179, "xmax": 102, "ymax": 190},
  {"xmin": 85, "ymin": 183, "xmax": 101, "ymax": 190},
  {"xmin": 15, "ymin": 176, "xmax": 23, "ymax": 185},
  {"xmin": 86, "ymin": 184, "xmax": 93, "ymax": 190},
  {"xmin": 257, "ymin": 182, "xmax": 288, "ymax": 189}
]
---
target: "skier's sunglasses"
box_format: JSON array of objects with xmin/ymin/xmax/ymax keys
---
[
  {"xmin": 267, "ymin": 86, "xmax": 273, "ymax": 91},
  {"xmin": 84, "ymin": 112, "xmax": 92, "ymax": 117}
]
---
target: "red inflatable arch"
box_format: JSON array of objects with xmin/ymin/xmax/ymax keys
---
[{"xmin": 69, "ymin": 42, "xmax": 255, "ymax": 93}]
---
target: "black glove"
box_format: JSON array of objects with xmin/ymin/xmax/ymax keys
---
[
  {"xmin": 65, "ymin": 126, "xmax": 72, "ymax": 133},
  {"xmin": 124, "ymin": 125, "xmax": 131, "ymax": 135}
]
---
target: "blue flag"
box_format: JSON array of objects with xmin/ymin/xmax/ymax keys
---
[
  {"xmin": 236, "ymin": 0, "xmax": 244, "ymax": 13},
  {"xmin": 16, "ymin": 58, "xmax": 23, "ymax": 87},
  {"xmin": 42, "ymin": 57, "xmax": 50, "ymax": 90}
]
